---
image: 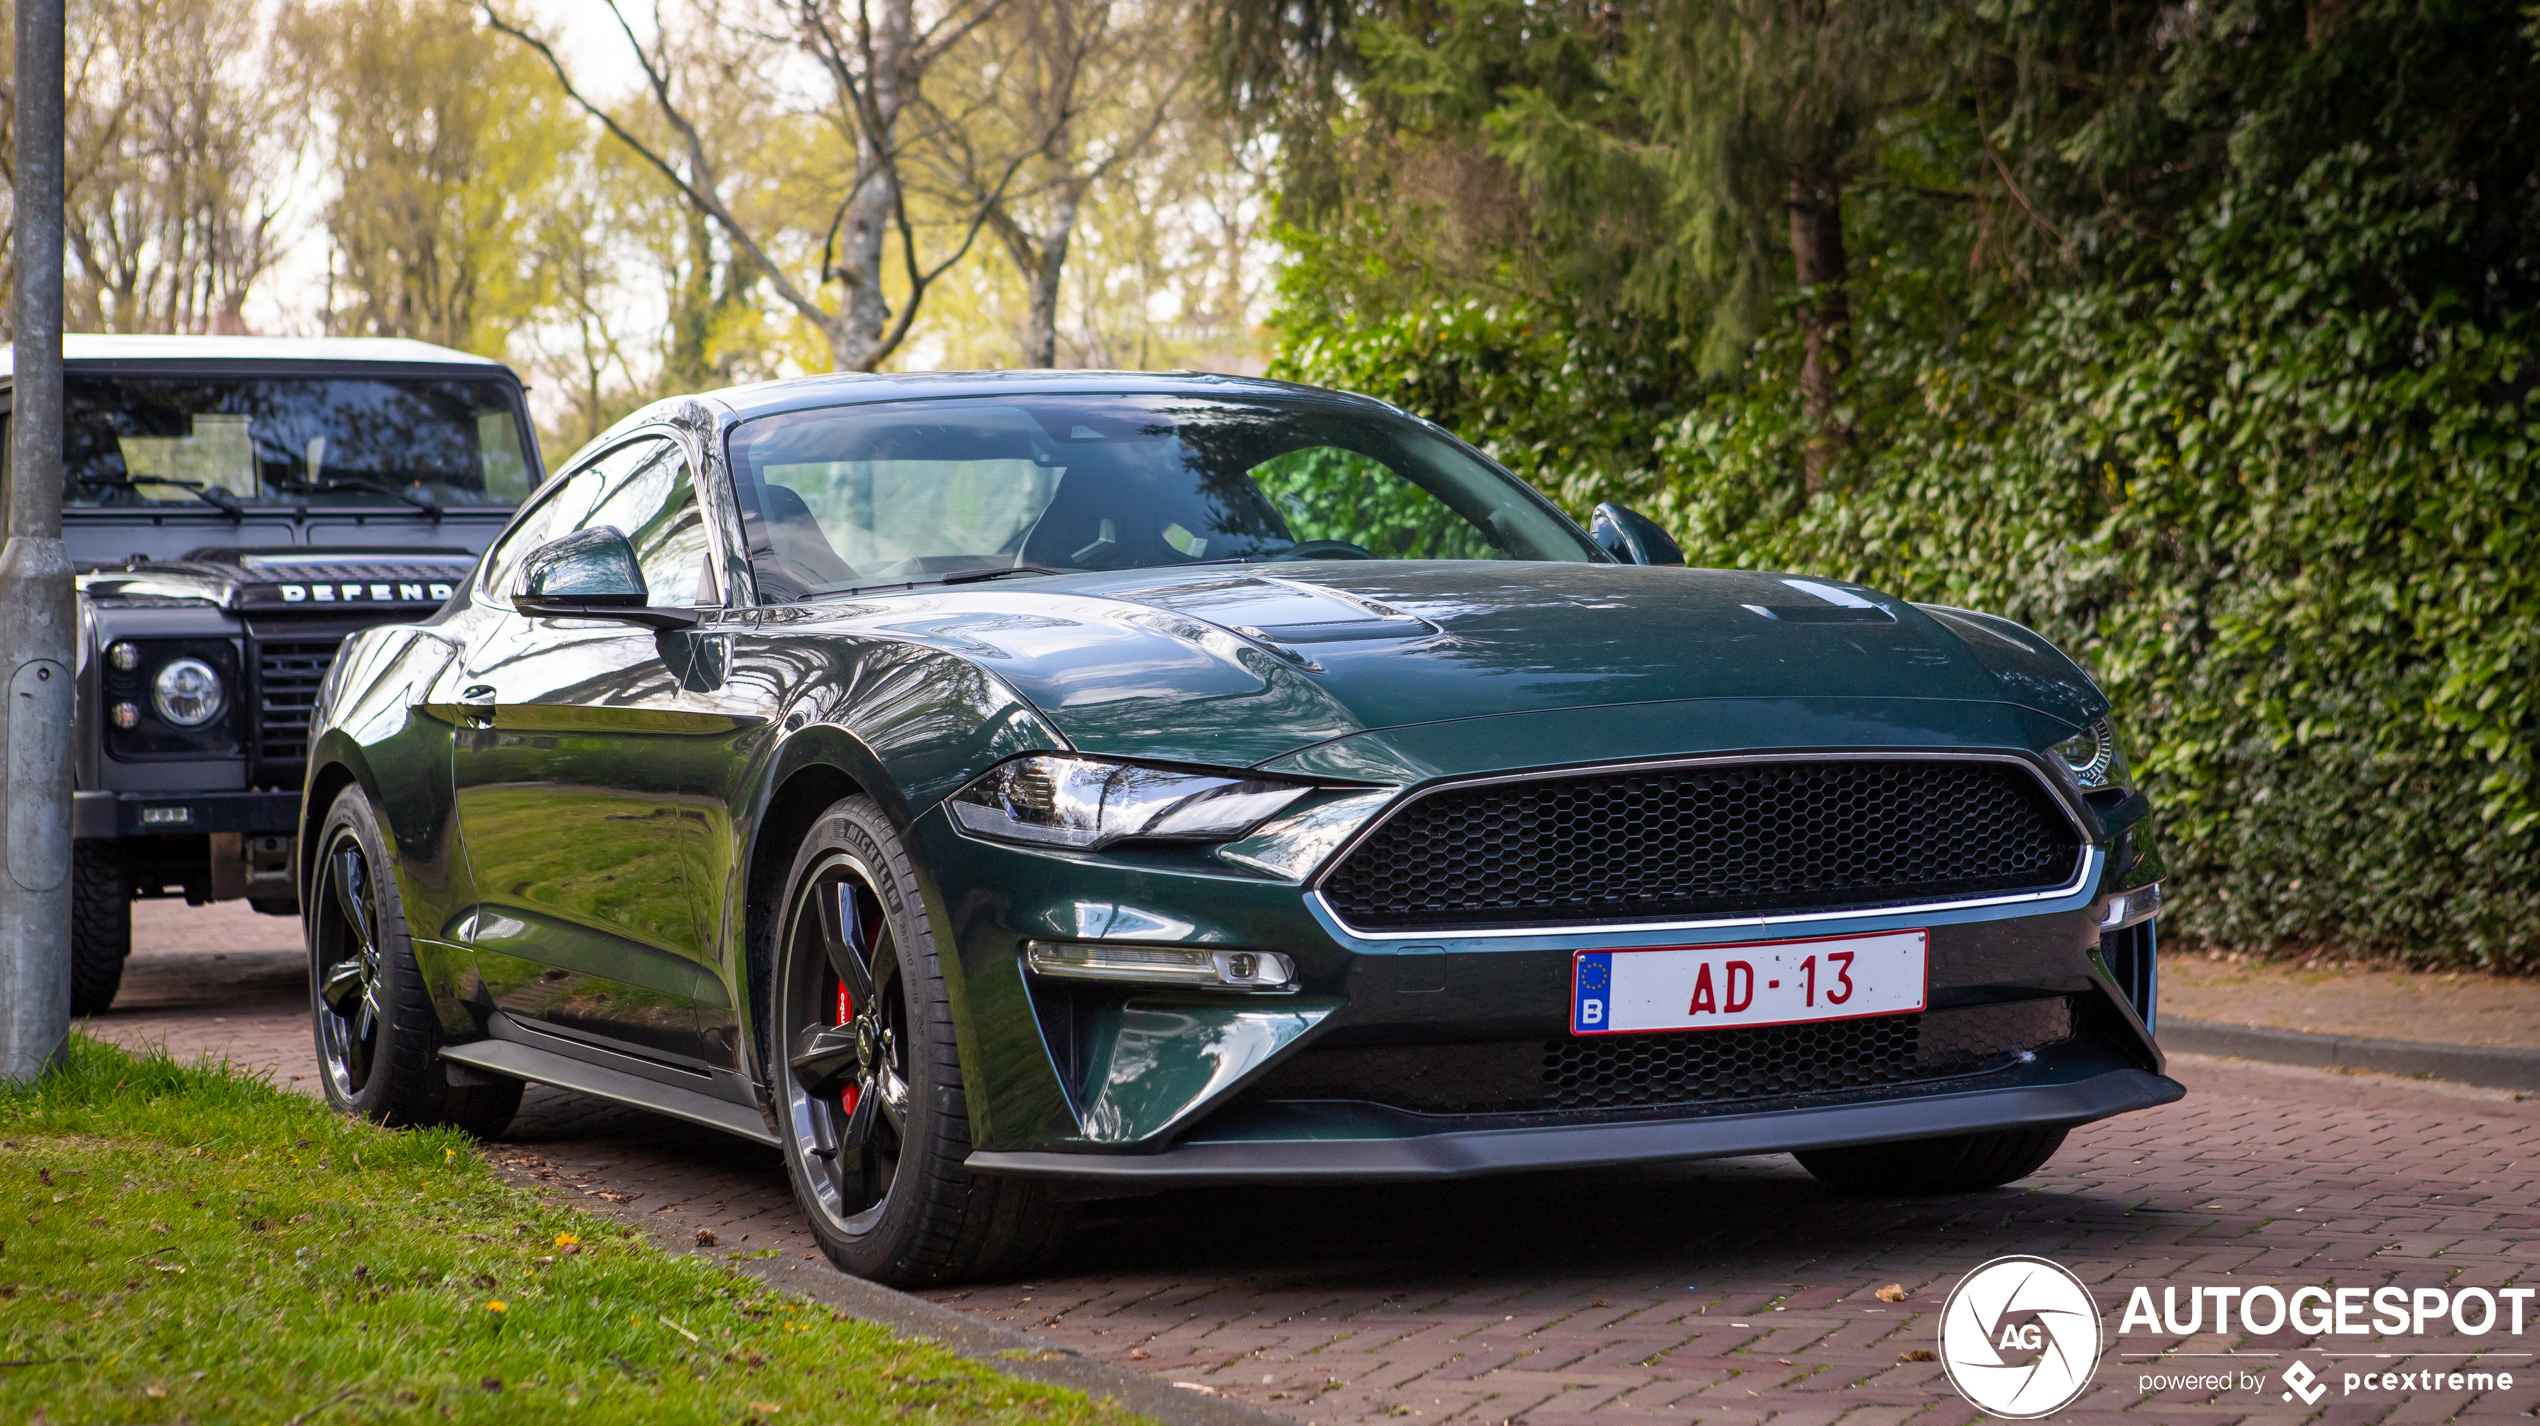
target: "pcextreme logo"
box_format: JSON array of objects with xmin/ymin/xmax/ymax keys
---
[{"xmin": 1939, "ymin": 1256, "xmax": 2103, "ymax": 1419}]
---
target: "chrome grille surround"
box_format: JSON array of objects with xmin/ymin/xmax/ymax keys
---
[{"xmin": 1314, "ymin": 752, "xmax": 2098, "ymax": 937}]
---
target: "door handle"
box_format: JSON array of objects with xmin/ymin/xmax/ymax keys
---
[{"xmin": 459, "ymin": 683, "xmax": 496, "ymax": 726}]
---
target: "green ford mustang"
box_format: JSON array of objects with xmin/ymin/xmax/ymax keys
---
[{"xmin": 301, "ymin": 372, "xmax": 2177, "ymax": 1285}]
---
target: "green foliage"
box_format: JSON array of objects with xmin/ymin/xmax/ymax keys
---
[
  {"xmin": 1280, "ymin": 148, "xmax": 2540, "ymax": 968},
  {"xmin": 0, "ymin": 1035, "xmax": 1144, "ymax": 1425},
  {"xmin": 1267, "ymin": 280, "xmax": 1688, "ymax": 515},
  {"xmin": 1253, "ymin": 445, "xmax": 1496, "ymax": 557},
  {"xmin": 290, "ymin": 0, "xmax": 587, "ymax": 357}
]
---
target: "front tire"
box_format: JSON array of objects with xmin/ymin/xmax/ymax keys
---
[
  {"xmin": 768, "ymin": 795, "xmax": 1068, "ymax": 1285},
  {"xmin": 1796, "ymin": 1127, "xmax": 2069, "ymax": 1195},
  {"xmin": 69, "ymin": 843, "xmax": 130, "ymax": 1016},
  {"xmin": 308, "ymin": 786, "xmax": 520, "ymax": 1138}
]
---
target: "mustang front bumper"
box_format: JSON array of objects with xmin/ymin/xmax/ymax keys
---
[{"xmin": 968, "ymin": 1053, "xmax": 2179, "ymax": 1184}]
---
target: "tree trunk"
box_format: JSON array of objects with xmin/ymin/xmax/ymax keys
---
[
  {"xmin": 1021, "ymin": 195, "xmax": 1081, "ymax": 368},
  {"xmin": 828, "ymin": 0, "xmax": 916, "ymax": 372},
  {"xmin": 1789, "ymin": 171, "xmax": 1850, "ymax": 493}
]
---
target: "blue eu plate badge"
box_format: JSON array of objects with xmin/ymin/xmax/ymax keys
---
[{"xmin": 1573, "ymin": 952, "xmax": 1615, "ymax": 1033}]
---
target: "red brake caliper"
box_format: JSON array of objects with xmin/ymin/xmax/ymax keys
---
[{"xmin": 836, "ymin": 981, "xmax": 859, "ymax": 1116}]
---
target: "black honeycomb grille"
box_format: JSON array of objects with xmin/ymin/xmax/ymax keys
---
[
  {"xmin": 1241, "ymin": 999, "xmax": 2077, "ymax": 1116},
  {"xmin": 1323, "ymin": 759, "xmax": 2082, "ymax": 930},
  {"xmin": 1549, "ymin": 998, "xmax": 2072, "ymax": 1110}
]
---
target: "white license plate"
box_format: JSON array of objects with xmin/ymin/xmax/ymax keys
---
[{"xmin": 1570, "ymin": 930, "xmax": 1928, "ymax": 1035}]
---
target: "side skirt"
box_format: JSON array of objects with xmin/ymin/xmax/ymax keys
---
[{"xmin": 440, "ymin": 1034, "xmax": 781, "ymax": 1148}]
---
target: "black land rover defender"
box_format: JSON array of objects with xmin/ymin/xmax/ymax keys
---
[{"xmin": 9, "ymin": 336, "xmax": 545, "ymax": 1014}]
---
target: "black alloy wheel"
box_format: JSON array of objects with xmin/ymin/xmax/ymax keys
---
[
  {"xmin": 313, "ymin": 833, "xmax": 387, "ymax": 1099},
  {"xmin": 769, "ymin": 796, "xmax": 1067, "ymax": 1285},
  {"xmin": 308, "ymin": 785, "xmax": 521, "ymax": 1137},
  {"xmin": 781, "ymin": 850, "xmax": 915, "ymax": 1234}
]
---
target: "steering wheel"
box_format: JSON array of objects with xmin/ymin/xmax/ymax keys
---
[{"xmin": 1272, "ymin": 539, "xmax": 1380, "ymax": 561}]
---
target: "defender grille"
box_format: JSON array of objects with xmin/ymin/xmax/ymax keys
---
[
  {"xmin": 254, "ymin": 640, "xmax": 340, "ymax": 771},
  {"xmin": 1322, "ymin": 759, "xmax": 2082, "ymax": 930},
  {"xmin": 1242, "ymin": 998, "xmax": 2077, "ymax": 1116}
]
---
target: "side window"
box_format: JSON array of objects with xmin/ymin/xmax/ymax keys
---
[
  {"xmin": 575, "ymin": 437, "xmax": 714, "ymax": 607},
  {"xmin": 479, "ymin": 464, "xmax": 605, "ymax": 603}
]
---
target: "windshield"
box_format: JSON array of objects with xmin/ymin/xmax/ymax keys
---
[
  {"xmin": 62, "ymin": 374, "xmax": 539, "ymax": 509},
  {"xmin": 726, "ymin": 393, "xmax": 1601, "ymax": 599}
]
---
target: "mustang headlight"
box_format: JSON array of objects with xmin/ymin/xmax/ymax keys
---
[
  {"xmin": 2049, "ymin": 717, "xmax": 2125, "ymax": 790},
  {"xmin": 949, "ymin": 755, "xmax": 1313, "ymax": 851}
]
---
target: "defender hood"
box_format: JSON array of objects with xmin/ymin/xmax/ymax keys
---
[
  {"xmin": 79, "ymin": 547, "xmax": 481, "ymax": 615},
  {"xmin": 792, "ymin": 561, "xmax": 2111, "ymax": 767}
]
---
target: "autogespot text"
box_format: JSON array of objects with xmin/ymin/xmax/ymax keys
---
[
  {"xmin": 2118, "ymin": 1284, "xmax": 2540, "ymax": 1337},
  {"xmin": 2122, "ymin": 1285, "xmax": 2525, "ymax": 1399}
]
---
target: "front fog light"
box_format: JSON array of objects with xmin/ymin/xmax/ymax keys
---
[
  {"xmin": 151, "ymin": 657, "xmax": 225, "ymax": 728},
  {"xmin": 1025, "ymin": 940, "xmax": 1296, "ymax": 990},
  {"xmin": 2102, "ymin": 882, "xmax": 2162, "ymax": 929}
]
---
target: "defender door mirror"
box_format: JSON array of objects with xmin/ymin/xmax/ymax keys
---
[
  {"xmin": 513, "ymin": 527, "xmax": 699, "ymax": 631},
  {"xmin": 1588, "ymin": 502, "xmax": 1686, "ymax": 566}
]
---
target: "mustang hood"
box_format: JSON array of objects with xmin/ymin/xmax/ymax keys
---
[{"xmin": 808, "ymin": 562, "xmax": 2107, "ymax": 767}]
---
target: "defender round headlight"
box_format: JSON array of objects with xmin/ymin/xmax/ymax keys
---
[{"xmin": 151, "ymin": 658, "xmax": 225, "ymax": 728}]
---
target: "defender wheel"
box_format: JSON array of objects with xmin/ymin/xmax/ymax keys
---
[
  {"xmin": 69, "ymin": 843, "xmax": 130, "ymax": 1017},
  {"xmin": 1796, "ymin": 1127, "xmax": 2068, "ymax": 1195},
  {"xmin": 769, "ymin": 795, "xmax": 1069, "ymax": 1286},
  {"xmin": 309, "ymin": 786, "xmax": 521, "ymax": 1138}
]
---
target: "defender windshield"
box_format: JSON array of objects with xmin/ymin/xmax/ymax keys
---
[
  {"xmin": 62, "ymin": 374, "xmax": 538, "ymax": 509},
  {"xmin": 726, "ymin": 393, "xmax": 1601, "ymax": 599}
]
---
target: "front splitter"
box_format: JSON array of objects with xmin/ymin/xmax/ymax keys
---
[{"xmin": 964, "ymin": 1067, "xmax": 2183, "ymax": 1185}]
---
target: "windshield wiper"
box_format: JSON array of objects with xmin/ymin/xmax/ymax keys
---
[
  {"xmin": 801, "ymin": 563, "xmax": 1066, "ymax": 603},
  {"xmin": 77, "ymin": 474, "xmax": 245, "ymax": 517},
  {"xmin": 938, "ymin": 564, "xmax": 1063, "ymax": 586},
  {"xmin": 273, "ymin": 476, "xmax": 442, "ymax": 519}
]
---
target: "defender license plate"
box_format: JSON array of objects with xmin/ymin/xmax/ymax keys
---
[{"xmin": 1570, "ymin": 930, "xmax": 1928, "ymax": 1035}]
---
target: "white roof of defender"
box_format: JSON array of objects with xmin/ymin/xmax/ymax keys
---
[{"xmin": 1, "ymin": 335, "xmax": 506, "ymax": 376}]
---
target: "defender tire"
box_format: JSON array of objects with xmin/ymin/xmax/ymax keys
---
[
  {"xmin": 69, "ymin": 843, "xmax": 130, "ymax": 1017},
  {"xmin": 1796, "ymin": 1127, "xmax": 2069, "ymax": 1195},
  {"xmin": 309, "ymin": 785, "xmax": 521, "ymax": 1138},
  {"xmin": 767, "ymin": 795, "xmax": 1069, "ymax": 1286}
]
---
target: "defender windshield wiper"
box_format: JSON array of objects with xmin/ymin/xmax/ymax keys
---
[
  {"xmin": 77, "ymin": 474, "xmax": 245, "ymax": 517},
  {"xmin": 272, "ymin": 476, "xmax": 442, "ymax": 519}
]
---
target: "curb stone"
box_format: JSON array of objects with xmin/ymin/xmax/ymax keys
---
[
  {"xmin": 483, "ymin": 1155, "xmax": 1295, "ymax": 1426},
  {"xmin": 2162, "ymin": 1017, "xmax": 2540, "ymax": 1094}
]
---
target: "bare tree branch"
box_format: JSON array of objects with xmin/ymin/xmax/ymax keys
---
[{"xmin": 478, "ymin": 3, "xmax": 837, "ymax": 339}]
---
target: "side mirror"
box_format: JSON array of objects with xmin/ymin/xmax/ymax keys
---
[
  {"xmin": 513, "ymin": 527, "xmax": 698, "ymax": 631},
  {"xmin": 1589, "ymin": 502, "xmax": 1686, "ymax": 566}
]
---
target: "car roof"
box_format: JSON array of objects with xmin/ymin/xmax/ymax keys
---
[
  {"xmin": 698, "ymin": 368, "xmax": 1402, "ymax": 425},
  {"xmin": 0, "ymin": 334, "xmax": 509, "ymax": 378}
]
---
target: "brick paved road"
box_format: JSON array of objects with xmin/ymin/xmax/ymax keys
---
[{"xmin": 86, "ymin": 903, "xmax": 2540, "ymax": 1424}]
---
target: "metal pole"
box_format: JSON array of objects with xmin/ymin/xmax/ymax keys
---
[{"xmin": 0, "ymin": 0, "xmax": 73, "ymax": 1082}]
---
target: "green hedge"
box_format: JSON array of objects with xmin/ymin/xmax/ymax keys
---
[{"xmin": 1274, "ymin": 150, "xmax": 2540, "ymax": 968}]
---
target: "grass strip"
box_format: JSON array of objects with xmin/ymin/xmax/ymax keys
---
[{"xmin": 0, "ymin": 1033, "xmax": 1144, "ymax": 1425}]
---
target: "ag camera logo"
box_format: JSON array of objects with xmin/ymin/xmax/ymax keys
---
[{"xmin": 1940, "ymin": 1256, "xmax": 2103, "ymax": 1418}]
